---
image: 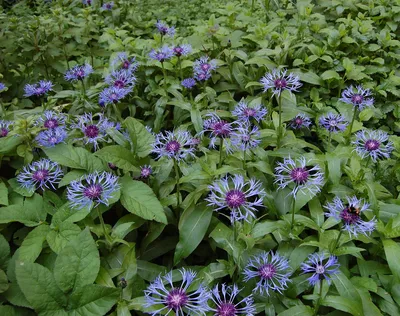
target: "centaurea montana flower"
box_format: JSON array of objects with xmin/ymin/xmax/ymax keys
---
[
  {"xmin": 243, "ymin": 251, "xmax": 292, "ymax": 296},
  {"xmin": 17, "ymin": 159, "xmax": 63, "ymax": 192},
  {"xmin": 202, "ymin": 113, "xmax": 233, "ymax": 151},
  {"xmin": 193, "ymin": 56, "xmax": 217, "ymax": 82},
  {"xmin": 324, "ymin": 196, "xmax": 376, "ymax": 237},
  {"xmin": 65, "ymin": 63, "xmax": 93, "ymax": 82},
  {"xmin": 319, "ymin": 113, "xmax": 348, "ymax": 133},
  {"xmin": 288, "ymin": 113, "xmax": 312, "ymax": 130},
  {"xmin": 181, "ymin": 78, "xmax": 196, "ymax": 89},
  {"xmin": 155, "ymin": 20, "xmax": 175, "ymax": 37},
  {"xmin": 101, "ymin": 2, "xmax": 114, "ymax": 10},
  {"xmin": 72, "ymin": 113, "xmax": 117, "ymax": 150},
  {"xmin": 0, "ymin": 83, "xmax": 6, "ymax": 91},
  {"xmin": 173, "ymin": 44, "xmax": 192, "ymax": 57},
  {"xmin": 301, "ymin": 253, "xmax": 340, "ymax": 286},
  {"xmin": 144, "ymin": 268, "xmax": 210, "ymax": 316},
  {"xmin": 82, "ymin": 0, "xmax": 92, "ymax": 5},
  {"xmin": 149, "ymin": 46, "xmax": 174, "ymax": 63},
  {"xmin": 353, "ymin": 129, "xmax": 393, "ymax": 162},
  {"xmin": 209, "ymin": 284, "xmax": 256, "ymax": 316},
  {"xmin": 231, "ymin": 122, "xmax": 261, "ymax": 151},
  {"xmin": 232, "ymin": 101, "xmax": 267, "ymax": 123},
  {"xmin": 67, "ymin": 171, "xmax": 120, "ymax": 210},
  {"xmin": 0, "ymin": 120, "xmax": 12, "ymax": 137},
  {"xmin": 340, "ymin": 85, "xmax": 374, "ymax": 111},
  {"xmin": 206, "ymin": 174, "xmax": 266, "ymax": 223},
  {"xmin": 105, "ymin": 69, "xmax": 136, "ymax": 90},
  {"xmin": 152, "ymin": 130, "xmax": 196, "ymax": 161},
  {"xmin": 111, "ymin": 52, "xmax": 139, "ymax": 72},
  {"xmin": 274, "ymin": 156, "xmax": 324, "ymax": 198},
  {"xmin": 99, "ymin": 86, "xmax": 131, "ymax": 106},
  {"xmin": 35, "ymin": 110, "xmax": 66, "ymax": 129},
  {"xmin": 140, "ymin": 165, "xmax": 153, "ymax": 179},
  {"xmin": 35, "ymin": 127, "xmax": 67, "ymax": 147},
  {"xmin": 24, "ymin": 80, "xmax": 53, "ymax": 97},
  {"xmin": 260, "ymin": 69, "xmax": 302, "ymax": 97}
]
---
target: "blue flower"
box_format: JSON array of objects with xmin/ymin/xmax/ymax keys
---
[
  {"xmin": 324, "ymin": 196, "xmax": 376, "ymax": 237},
  {"xmin": 105, "ymin": 69, "xmax": 136, "ymax": 89},
  {"xmin": 288, "ymin": 113, "xmax": 312, "ymax": 130},
  {"xmin": 275, "ymin": 156, "xmax": 324, "ymax": 198},
  {"xmin": 140, "ymin": 165, "xmax": 153, "ymax": 179},
  {"xmin": 65, "ymin": 63, "xmax": 93, "ymax": 81},
  {"xmin": 193, "ymin": 56, "xmax": 217, "ymax": 81},
  {"xmin": 35, "ymin": 110, "xmax": 66, "ymax": 129},
  {"xmin": 232, "ymin": 100, "xmax": 267, "ymax": 123},
  {"xmin": 260, "ymin": 69, "xmax": 302, "ymax": 97},
  {"xmin": 152, "ymin": 130, "xmax": 196, "ymax": 161},
  {"xmin": 301, "ymin": 253, "xmax": 340, "ymax": 286},
  {"xmin": 36, "ymin": 127, "xmax": 67, "ymax": 147},
  {"xmin": 202, "ymin": 113, "xmax": 233, "ymax": 151},
  {"xmin": 353, "ymin": 129, "xmax": 393, "ymax": 162},
  {"xmin": 206, "ymin": 174, "xmax": 266, "ymax": 223},
  {"xmin": 67, "ymin": 171, "xmax": 120, "ymax": 210},
  {"xmin": 17, "ymin": 159, "xmax": 63, "ymax": 192},
  {"xmin": 149, "ymin": 46, "xmax": 174, "ymax": 62},
  {"xmin": 24, "ymin": 80, "xmax": 53, "ymax": 97},
  {"xmin": 111, "ymin": 52, "xmax": 139, "ymax": 72},
  {"xmin": 173, "ymin": 44, "xmax": 192, "ymax": 57},
  {"xmin": 0, "ymin": 83, "xmax": 6, "ymax": 91},
  {"xmin": 319, "ymin": 113, "xmax": 348, "ymax": 133},
  {"xmin": 340, "ymin": 85, "xmax": 374, "ymax": 110},
  {"xmin": 209, "ymin": 284, "xmax": 255, "ymax": 316},
  {"xmin": 82, "ymin": 0, "xmax": 92, "ymax": 5},
  {"xmin": 231, "ymin": 122, "xmax": 261, "ymax": 151},
  {"xmin": 243, "ymin": 251, "xmax": 292, "ymax": 296},
  {"xmin": 0, "ymin": 120, "xmax": 12, "ymax": 138},
  {"xmin": 144, "ymin": 268, "xmax": 210, "ymax": 316},
  {"xmin": 99, "ymin": 86, "xmax": 131, "ymax": 106},
  {"xmin": 181, "ymin": 78, "xmax": 196, "ymax": 89},
  {"xmin": 101, "ymin": 1, "xmax": 114, "ymax": 10},
  {"xmin": 155, "ymin": 20, "xmax": 175, "ymax": 37}
]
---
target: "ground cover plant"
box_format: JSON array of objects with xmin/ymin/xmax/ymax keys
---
[{"xmin": 1, "ymin": 0, "xmax": 400, "ymax": 315}]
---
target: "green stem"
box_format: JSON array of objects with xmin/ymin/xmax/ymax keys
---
[
  {"xmin": 97, "ymin": 208, "xmax": 111, "ymax": 243},
  {"xmin": 328, "ymin": 131, "xmax": 332, "ymax": 145},
  {"xmin": 80, "ymin": 79, "xmax": 86, "ymax": 98},
  {"xmin": 174, "ymin": 159, "xmax": 180, "ymax": 208},
  {"xmin": 178, "ymin": 56, "xmax": 183, "ymax": 81},
  {"xmin": 277, "ymin": 93, "xmax": 283, "ymax": 149},
  {"xmin": 290, "ymin": 197, "xmax": 296, "ymax": 231},
  {"xmin": 251, "ymin": 0, "xmax": 255, "ymax": 12},
  {"xmin": 346, "ymin": 107, "xmax": 358, "ymax": 145},
  {"xmin": 218, "ymin": 138, "xmax": 224, "ymax": 168},
  {"xmin": 314, "ymin": 280, "xmax": 323, "ymax": 315},
  {"xmin": 243, "ymin": 150, "xmax": 246, "ymax": 171},
  {"xmin": 332, "ymin": 229, "xmax": 343, "ymax": 251},
  {"xmin": 161, "ymin": 62, "xmax": 167, "ymax": 90}
]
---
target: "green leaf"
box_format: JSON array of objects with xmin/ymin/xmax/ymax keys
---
[
  {"xmin": 0, "ymin": 269, "xmax": 9, "ymax": 293},
  {"xmin": 174, "ymin": 203, "xmax": 213, "ymax": 265},
  {"xmin": 0, "ymin": 181, "xmax": 8, "ymax": 206},
  {"xmin": 68, "ymin": 284, "xmax": 119, "ymax": 316},
  {"xmin": 54, "ymin": 228, "xmax": 100, "ymax": 293},
  {"xmin": 277, "ymin": 305, "xmax": 314, "ymax": 316},
  {"xmin": 322, "ymin": 295, "xmax": 363, "ymax": 315},
  {"xmin": 43, "ymin": 144, "xmax": 105, "ymax": 172},
  {"xmin": 46, "ymin": 222, "xmax": 81, "ymax": 254},
  {"xmin": 95, "ymin": 145, "xmax": 139, "ymax": 171},
  {"xmin": 58, "ymin": 170, "xmax": 86, "ymax": 187},
  {"xmin": 120, "ymin": 175, "xmax": 167, "ymax": 224},
  {"xmin": 332, "ymin": 272, "xmax": 362, "ymax": 308},
  {"xmin": 209, "ymin": 223, "xmax": 245, "ymax": 261},
  {"xmin": 383, "ymin": 239, "xmax": 400, "ymax": 279},
  {"xmin": 124, "ymin": 117, "xmax": 154, "ymax": 158},
  {"xmin": 0, "ymin": 234, "xmax": 10, "ymax": 271},
  {"xmin": 321, "ymin": 70, "xmax": 341, "ymax": 81},
  {"xmin": 252, "ymin": 220, "xmax": 286, "ymax": 239},
  {"xmin": 18, "ymin": 225, "xmax": 50, "ymax": 262},
  {"xmin": 191, "ymin": 107, "xmax": 203, "ymax": 134},
  {"xmin": 15, "ymin": 262, "xmax": 66, "ymax": 314},
  {"xmin": 0, "ymin": 136, "xmax": 23, "ymax": 154}
]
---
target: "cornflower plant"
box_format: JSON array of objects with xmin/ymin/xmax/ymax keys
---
[
  {"xmin": 149, "ymin": 46, "xmax": 174, "ymax": 88},
  {"xmin": 0, "ymin": 120, "xmax": 12, "ymax": 138},
  {"xmin": 35, "ymin": 127, "xmax": 68, "ymax": 147},
  {"xmin": 288, "ymin": 113, "xmax": 312, "ymax": 130},
  {"xmin": 353, "ymin": 129, "xmax": 393, "ymax": 164},
  {"xmin": 111, "ymin": 53, "xmax": 139, "ymax": 72},
  {"xmin": 232, "ymin": 100, "xmax": 268, "ymax": 123},
  {"xmin": 24, "ymin": 80, "xmax": 53, "ymax": 98},
  {"xmin": 155, "ymin": 20, "xmax": 175, "ymax": 39},
  {"xmin": 319, "ymin": 112, "xmax": 348, "ymax": 143},
  {"xmin": 231, "ymin": 121, "xmax": 261, "ymax": 169},
  {"xmin": 65, "ymin": 63, "xmax": 93, "ymax": 96},
  {"xmin": 173, "ymin": 44, "xmax": 192, "ymax": 79},
  {"xmin": 193, "ymin": 56, "xmax": 217, "ymax": 83}
]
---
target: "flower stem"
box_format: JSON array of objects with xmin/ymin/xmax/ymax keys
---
[
  {"xmin": 242, "ymin": 150, "xmax": 246, "ymax": 171},
  {"xmin": 328, "ymin": 131, "xmax": 332, "ymax": 145},
  {"xmin": 178, "ymin": 56, "xmax": 183, "ymax": 81},
  {"xmin": 251, "ymin": 0, "xmax": 255, "ymax": 12},
  {"xmin": 314, "ymin": 280, "xmax": 323, "ymax": 315},
  {"xmin": 218, "ymin": 138, "xmax": 224, "ymax": 169},
  {"xmin": 174, "ymin": 159, "xmax": 181, "ymax": 208},
  {"xmin": 277, "ymin": 93, "xmax": 283, "ymax": 149},
  {"xmin": 161, "ymin": 62, "xmax": 167, "ymax": 90},
  {"xmin": 97, "ymin": 207, "xmax": 111, "ymax": 244},
  {"xmin": 346, "ymin": 107, "xmax": 357, "ymax": 145},
  {"xmin": 332, "ymin": 229, "xmax": 343, "ymax": 251},
  {"xmin": 290, "ymin": 197, "xmax": 296, "ymax": 231},
  {"xmin": 80, "ymin": 79, "xmax": 86, "ymax": 98}
]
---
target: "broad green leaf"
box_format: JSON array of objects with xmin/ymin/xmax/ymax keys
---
[
  {"xmin": 54, "ymin": 228, "xmax": 100, "ymax": 292},
  {"xmin": 0, "ymin": 305, "xmax": 35, "ymax": 316},
  {"xmin": 120, "ymin": 176, "xmax": 167, "ymax": 224},
  {"xmin": 277, "ymin": 305, "xmax": 313, "ymax": 316},
  {"xmin": 0, "ymin": 181, "xmax": 8, "ymax": 206},
  {"xmin": 95, "ymin": 145, "xmax": 139, "ymax": 171},
  {"xmin": 0, "ymin": 233, "xmax": 10, "ymax": 271},
  {"xmin": 0, "ymin": 136, "xmax": 23, "ymax": 154},
  {"xmin": 18, "ymin": 225, "xmax": 50, "ymax": 262},
  {"xmin": 0, "ymin": 269, "xmax": 9, "ymax": 293},
  {"xmin": 58, "ymin": 170, "xmax": 86, "ymax": 187},
  {"xmin": 332, "ymin": 272, "xmax": 362, "ymax": 308},
  {"xmin": 321, "ymin": 70, "xmax": 341, "ymax": 81},
  {"xmin": 46, "ymin": 222, "xmax": 81, "ymax": 254},
  {"xmin": 124, "ymin": 117, "xmax": 154, "ymax": 158},
  {"xmin": 322, "ymin": 295, "xmax": 363, "ymax": 315},
  {"xmin": 252, "ymin": 220, "xmax": 286, "ymax": 239},
  {"xmin": 51, "ymin": 203, "xmax": 90, "ymax": 226},
  {"xmin": 382, "ymin": 239, "xmax": 400, "ymax": 279},
  {"xmin": 209, "ymin": 222, "xmax": 245, "ymax": 262},
  {"xmin": 15, "ymin": 262, "xmax": 66, "ymax": 314},
  {"xmin": 174, "ymin": 203, "xmax": 213, "ymax": 265}
]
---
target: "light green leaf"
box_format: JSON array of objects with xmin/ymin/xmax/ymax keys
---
[
  {"xmin": 18, "ymin": 225, "xmax": 50, "ymax": 262},
  {"xmin": 277, "ymin": 305, "xmax": 313, "ymax": 316},
  {"xmin": 0, "ymin": 181, "xmax": 8, "ymax": 206},
  {"xmin": 124, "ymin": 117, "xmax": 154, "ymax": 158},
  {"xmin": 0, "ymin": 233, "xmax": 10, "ymax": 271},
  {"xmin": 46, "ymin": 222, "xmax": 81, "ymax": 254},
  {"xmin": 322, "ymin": 295, "xmax": 363, "ymax": 316},
  {"xmin": 383, "ymin": 239, "xmax": 400, "ymax": 279},
  {"xmin": 95, "ymin": 145, "xmax": 139, "ymax": 171}
]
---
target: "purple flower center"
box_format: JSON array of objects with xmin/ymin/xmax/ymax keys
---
[
  {"xmin": 212, "ymin": 121, "xmax": 231, "ymax": 137},
  {"xmin": 85, "ymin": 125, "xmax": 99, "ymax": 138},
  {"xmin": 201, "ymin": 63, "xmax": 211, "ymax": 71},
  {"xmin": 243, "ymin": 108, "xmax": 256, "ymax": 117},
  {"xmin": 198, "ymin": 73, "xmax": 206, "ymax": 80},
  {"xmin": 290, "ymin": 167, "xmax": 309, "ymax": 184},
  {"xmin": 122, "ymin": 61, "xmax": 130, "ymax": 69},
  {"xmin": 329, "ymin": 119, "xmax": 338, "ymax": 127},
  {"xmin": 364, "ymin": 139, "xmax": 380, "ymax": 151},
  {"xmin": 76, "ymin": 70, "xmax": 85, "ymax": 79},
  {"xmin": 174, "ymin": 47, "xmax": 183, "ymax": 56},
  {"xmin": 159, "ymin": 26, "xmax": 168, "ymax": 35},
  {"xmin": 114, "ymin": 80, "xmax": 125, "ymax": 88},
  {"xmin": 351, "ymin": 94, "xmax": 363, "ymax": 104},
  {"xmin": 294, "ymin": 117, "xmax": 303, "ymax": 125},
  {"xmin": 274, "ymin": 78, "xmax": 287, "ymax": 89},
  {"xmin": 44, "ymin": 119, "xmax": 59, "ymax": 129},
  {"xmin": 0, "ymin": 128, "xmax": 8, "ymax": 137},
  {"xmin": 315, "ymin": 264, "xmax": 325, "ymax": 274},
  {"xmin": 166, "ymin": 140, "xmax": 181, "ymax": 153},
  {"xmin": 225, "ymin": 189, "xmax": 246, "ymax": 208},
  {"xmin": 166, "ymin": 288, "xmax": 188, "ymax": 311},
  {"xmin": 156, "ymin": 53, "xmax": 166, "ymax": 62},
  {"xmin": 258, "ymin": 263, "xmax": 276, "ymax": 279},
  {"xmin": 340, "ymin": 207, "xmax": 359, "ymax": 225},
  {"xmin": 106, "ymin": 3, "xmax": 112, "ymax": 9},
  {"xmin": 36, "ymin": 87, "xmax": 45, "ymax": 95},
  {"xmin": 216, "ymin": 302, "xmax": 237, "ymax": 316},
  {"xmin": 49, "ymin": 136, "xmax": 58, "ymax": 144},
  {"xmin": 83, "ymin": 184, "xmax": 103, "ymax": 200},
  {"xmin": 33, "ymin": 169, "xmax": 49, "ymax": 182},
  {"xmin": 141, "ymin": 168, "xmax": 151, "ymax": 178}
]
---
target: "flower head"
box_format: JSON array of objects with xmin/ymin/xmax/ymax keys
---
[
  {"xmin": 340, "ymin": 85, "xmax": 374, "ymax": 110},
  {"xmin": 149, "ymin": 46, "xmax": 174, "ymax": 63},
  {"xmin": 17, "ymin": 159, "xmax": 63, "ymax": 192},
  {"xmin": 35, "ymin": 110, "xmax": 66, "ymax": 129},
  {"xmin": 319, "ymin": 113, "xmax": 348, "ymax": 133},
  {"xmin": 65, "ymin": 63, "xmax": 93, "ymax": 81},
  {"xmin": 231, "ymin": 122, "xmax": 261, "ymax": 151},
  {"xmin": 82, "ymin": 0, "xmax": 92, "ymax": 5},
  {"xmin": 72, "ymin": 113, "xmax": 117, "ymax": 150},
  {"xmin": 105, "ymin": 69, "xmax": 136, "ymax": 90},
  {"xmin": 260, "ymin": 69, "xmax": 302, "ymax": 97},
  {"xmin": 152, "ymin": 130, "xmax": 196, "ymax": 161},
  {"xmin": 36, "ymin": 127, "xmax": 67, "ymax": 147},
  {"xmin": 67, "ymin": 171, "xmax": 120, "ymax": 210},
  {"xmin": 111, "ymin": 53, "xmax": 139, "ymax": 72},
  {"xmin": 140, "ymin": 165, "xmax": 153, "ymax": 179},
  {"xmin": 275, "ymin": 156, "xmax": 324, "ymax": 198},
  {"xmin": 243, "ymin": 251, "xmax": 292, "ymax": 296},
  {"xmin": 101, "ymin": 2, "xmax": 114, "ymax": 10},
  {"xmin": 206, "ymin": 174, "xmax": 266, "ymax": 223},
  {"xmin": 232, "ymin": 101, "xmax": 267, "ymax": 123},
  {"xmin": 325, "ymin": 196, "xmax": 376, "ymax": 237},
  {"xmin": 209, "ymin": 284, "xmax": 256, "ymax": 316},
  {"xmin": 24, "ymin": 80, "xmax": 53, "ymax": 97},
  {"xmin": 181, "ymin": 78, "xmax": 196, "ymax": 89},
  {"xmin": 173, "ymin": 44, "xmax": 192, "ymax": 57},
  {"xmin": 202, "ymin": 113, "xmax": 233, "ymax": 150},
  {"xmin": 155, "ymin": 20, "xmax": 175, "ymax": 37},
  {"xmin": 193, "ymin": 56, "xmax": 217, "ymax": 81},
  {"xmin": 288, "ymin": 114, "xmax": 312, "ymax": 129},
  {"xmin": 144, "ymin": 268, "xmax": 210, "ymax": 316},
  {"xmin": 0, "ymin": 120, "xmax": 12, "ymax": 137},
  {"xmin": 353, "ymin": 129, "xmax": 393, "ymax": 162},
  {"xmin": 301, "ymin": 253, "xmax": 340, "ymax": 286},
  {"xmin": 99, "ymin": 86, "xmax": 131, "ymax": 107},
  {"xmin": 0, "ymin": 83, "xmax": 6, "ymax": 91}
]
